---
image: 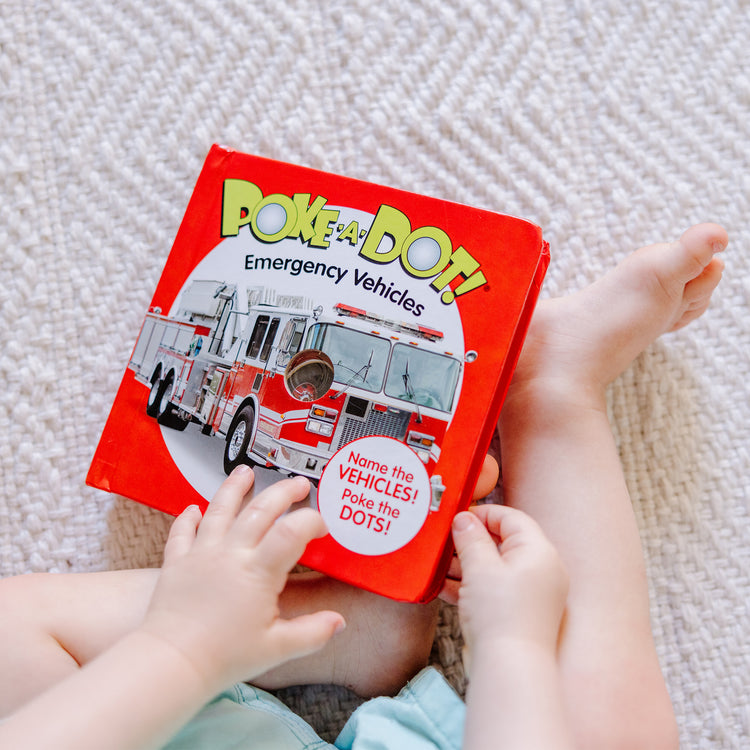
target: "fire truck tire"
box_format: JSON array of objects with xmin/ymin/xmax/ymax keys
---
[
  {"xmin": 155, "ymin": 373, "xmax": 189, "ymax": 431},
  {"xmin": 157, "ymin": 407, "xmax": 189, "ymax": 431},
  {"xmin": 223, "ymin": 406, "xmax": 256, "ymax": 475},
  {"xmin": 146, "ymin": 374, "xmax": 161, "ymax": 417},
  {"xmin": 152, "ymin": 373, "xmax": 172, "ymax": 420}
]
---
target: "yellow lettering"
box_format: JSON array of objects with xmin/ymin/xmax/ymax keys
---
[
  {"xmin": 221, "ymin": 179, "xmax": 263, "ymax": 236},
  {"xmin": 289, "ymin": 194, "xmax": 328, "ymax": 243},
  {"xmin": 336, "ymin": 220, "xmax": 361, "ymax": 246},
  {"xmin": 251, "ymin": 194, "xmax": 297, "ymax": 242},
  {"xmin": 310, "ymin": 208, "xmax": 340, "ymax": 248},
  {"xmin": 359, "ymin": 205, "xmax": 411, "ymax": 263},
  {"xmin": 401, "ymin": 226, "xmax": 453, "ymax": 278},
  {"xmin": 430, "ymin": 246, "xmax": 485, "ymax": 302}
]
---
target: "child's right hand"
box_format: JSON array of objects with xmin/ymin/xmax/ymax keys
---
[
  {"xmin": 138, "ymin": 466, "xmax": 345, "ymax": 695},
  {"xmin": 449, "ymin": 505, "xmax": 568, "ymax": 657}
]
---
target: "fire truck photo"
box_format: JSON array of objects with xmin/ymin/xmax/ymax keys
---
[{"xmin": 129, "ymin": 280, "xmax": 469, "ymax": 510}]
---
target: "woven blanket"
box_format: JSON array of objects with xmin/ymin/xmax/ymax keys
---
[{"xmin": 2, "ymin": 1, "xmax": 749, "ymax": 746}]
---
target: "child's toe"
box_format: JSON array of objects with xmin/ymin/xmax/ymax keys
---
[{"xmin": 676, "ymin": 223, "xmax": 728, "ymax": 280}]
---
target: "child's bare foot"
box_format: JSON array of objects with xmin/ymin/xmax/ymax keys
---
[
  {"xmin": 254, "ymin": 573, "xmax": 439, "ymax": 697},
  {"xmin": 508, "ymin": 223, "xmax": 727, "ymax": 409}
]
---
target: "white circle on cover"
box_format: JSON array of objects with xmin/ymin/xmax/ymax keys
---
[
  {"xmin": 255, "ymin": 202, "xmax": 288, "ymax": 236},
  {"xmin": 406, "ymin": 236, "xmax": 442, "ymax": 271},
  {"xmin": 317, "ymin": 435, "xmax": 431, "ymax": 556}
]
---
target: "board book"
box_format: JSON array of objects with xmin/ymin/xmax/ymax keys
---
[{"xmin": 87, "ymin": 145, "xmax": 549, "ymax": 602}]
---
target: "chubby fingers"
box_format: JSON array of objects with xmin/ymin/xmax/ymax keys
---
[
  {"xmin": 252, "ymin": 505, "xmax": 329, "ymax": 575},
  {"xmin": 197, "ymin": 465, "xmax": 256, "ymax": 541},
  {"xmin": 438, "ymin": 553, "xmax": 463, "ymax": 604},
  {"xmin": 223, "ymin": 475, "xmax": 328, "ymax": 575},
  {"xmin": 231, "ymin": 475, "xmax": 313, "ymax": 547},
  {"xmin": 452, "ymin": 504, "xmax": 544, "ymax": 567},
  {"xmin": 163, "ymin": 504, "xmax": 203, "ymax": 565},
  {"xmin": 469, "ymin": 503, "xmax": 547, "ymax": 553},
  {"xmin": 451, "ymin": 510, "xmax": 503, "ymax": 578}
]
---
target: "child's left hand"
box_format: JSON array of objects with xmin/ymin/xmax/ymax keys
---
[{"xmin": 139, "ymin": 466, "xmax": 345, "ymax": 694}]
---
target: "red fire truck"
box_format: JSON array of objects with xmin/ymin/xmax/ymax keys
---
[{"xmin": 129, "ymin": 280, "xmax": 467, "ymax": 509}]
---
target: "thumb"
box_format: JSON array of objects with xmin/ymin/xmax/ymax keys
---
[
  {"xmin": 451, "ymin": 511, "xmax": 500, "ymax": 577},
  {"xmin": 271, "ymin": 611, "xmax": 346, "ymax": 663}
]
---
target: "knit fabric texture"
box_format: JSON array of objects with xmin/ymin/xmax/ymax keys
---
[{"xmin": 2, "ymin": 1, "xmax": 749, "ymax": 746}]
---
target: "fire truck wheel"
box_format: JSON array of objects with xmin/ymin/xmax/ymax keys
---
[
  {"xmin": 153, "ymin": 373, "xmax": 173, "ymax": 420},
  {"xmin": 157, "ymin": 407, "xmax": 189, "ymax": 431},
  {"xmin": 155, "ymin": 373, "xmax": 188, "ymax": 431},
  {"xmin": 146, "ymin": 375, "xmax": 161, "ymax": 417},
  {"xmin": 223, "ymin": 406, "xmax": 256, "ymax": 475}
]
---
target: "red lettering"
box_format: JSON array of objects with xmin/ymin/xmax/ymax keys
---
[{"xmin": 339, "ymin": 503, "xmax": 391, "ymax": 532}]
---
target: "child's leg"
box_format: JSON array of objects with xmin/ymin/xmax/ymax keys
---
[{"xmin": 498, "ymin": 224, "xmax": 727, "ymax": 750}]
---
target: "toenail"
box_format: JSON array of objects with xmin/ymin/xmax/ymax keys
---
[{"xmin": 712, "ymin": 240, "xmax": 727, "ymax": 253}]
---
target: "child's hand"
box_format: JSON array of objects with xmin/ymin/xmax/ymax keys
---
[
  {"xmin": 446, "ymin": 505, "xmax": 568, "ymax": 655},
  {"xmin": 438, "ymin": 454, "xmax": 497, "ymax": 606},
  {"xmin": 139, "ymin": 466, "xmax": 345, "ymax": 694}
]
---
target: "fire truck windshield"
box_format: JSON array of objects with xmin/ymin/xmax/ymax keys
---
[
  {"xmin": 305, "ymin": 324, "xmax": 461, "ymax": 412},
  {"xmin": 384, "ymin": 344, "xmax": 460, "ymax": 413},
  {"xmin": 305, "ymin": 324, "xmax": 389, "ymax": 394}
]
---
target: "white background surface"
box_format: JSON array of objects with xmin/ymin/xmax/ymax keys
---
[{"xmin": 2, "ymin": 1, "xmax": 749, "ymax": 745}]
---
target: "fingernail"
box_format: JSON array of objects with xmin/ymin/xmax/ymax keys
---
[
  {"xmin": 334, "ymin": 619, "xmax": 347, "ymax": 635},
  {"xmin": 231, "ymin": 464, "xmax": 251, "ymax": 476},
  {"xmin": 452, "ymin": 513, "xmax": 474, "ymax": 531}
]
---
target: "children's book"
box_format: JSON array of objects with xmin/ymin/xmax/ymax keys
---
[{"xmin": 87, "ymin": 145, "xmax": 548, "ymax": 602}]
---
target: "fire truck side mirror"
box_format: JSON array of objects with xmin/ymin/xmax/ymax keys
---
[{"xmin": 284, "ymin": 349, "xmax": 335, "ymax": 402}]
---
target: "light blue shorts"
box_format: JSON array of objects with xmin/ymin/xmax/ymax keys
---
[{"xmin": 164, "ymin": 667, "xmax": 465, "ymax": 750}]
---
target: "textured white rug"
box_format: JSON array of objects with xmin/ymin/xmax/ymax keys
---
[{"xmin": 2, "ymin": 0, "xmax": 749, "ymax": 746}]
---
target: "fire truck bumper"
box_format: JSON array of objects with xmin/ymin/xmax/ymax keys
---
[{"xmin": 255, "ymin": 438, "xmax": 329, "ymax": 479}]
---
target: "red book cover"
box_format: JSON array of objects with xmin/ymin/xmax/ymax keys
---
[{"xmin": 87, "ymin": 145, "xmax": 548, "ymax": 602}]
